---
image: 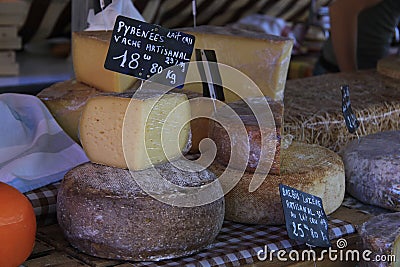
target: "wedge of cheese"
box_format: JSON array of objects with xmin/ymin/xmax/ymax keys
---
[
  {"xmin": 179, "ymin": 26, "xmax": 293, "ymax": 101},
  {"xmin": 79, "ymin": 91, "xmax": 191, "ymax": 170},
  {"xmin": 72, "ymin": 31, "xmax": 137, "ymax": 93}
]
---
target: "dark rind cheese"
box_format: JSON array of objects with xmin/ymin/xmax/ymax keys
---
[
  {"xmin": 209, "ymin": 97, "xmax": 283, "ymax": 174},
  {"xmin": 57, "ymin": 160, "xmax": 225, "ymax": 261}
]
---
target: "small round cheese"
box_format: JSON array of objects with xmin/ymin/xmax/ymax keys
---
[
  {"xmin": 57, "ymin": 160, "xmax": 224, "ymax": 261},
  {"xmin": 341, "ymin": 131, "xmax": 400, "ymax": 211},
  {"xmin": 209, "ymin": 142, "xmax": 345, "ymax": 225}
]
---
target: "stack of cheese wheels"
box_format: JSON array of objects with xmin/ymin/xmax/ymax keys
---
[
  {"xmin": 210, "ymin": 142, "xmax": 345, "ymax": 225},
  {"xmin": 359, "ymin": 212, "xmax": 400, "ymax": 267},
  {"xmin": 53, "ymin": 31, "xmax": 227, "ymax": 261},
  {"xmin": 341, "ymin": 131, "xmax": 400, "ymax": 211}
]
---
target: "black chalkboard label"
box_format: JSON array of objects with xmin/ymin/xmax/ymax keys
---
[
  {"xmin": 195, "ymin": 49, "xmax": 225, "ymax": 101},
  {"xmin": 279, "ymin": 184, "xmax": 330, "ymax": 247},
  {"xmin": 341, "ymin": 85, "xmax": 359, "ymax": 134},
  {"xmin": 104, "ymin": 16, "xmax": 195, "ymax": 87},
  {"xmin": 93, "ymin": 0, "xmax": 112, "ymax": 14}
]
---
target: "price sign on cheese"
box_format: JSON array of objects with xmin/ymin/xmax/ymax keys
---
[
  {"xmin": 105, "ymin": 16, "xmax": 195, "ymax": 86},
  {"xmin": 279, "ymin": 184, "xmax": 330, "ymax": 247}
]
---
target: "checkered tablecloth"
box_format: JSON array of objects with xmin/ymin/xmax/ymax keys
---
[{"xmin": 25, "ymin": 182, "xmax": 355, "ymax": 266}]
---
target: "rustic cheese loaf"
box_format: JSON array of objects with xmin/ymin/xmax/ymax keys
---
[
  {"xmin": 209, "ymin": 97, "xmax": 283, "ymax": 175},
  {"xmin": 359, "ymin": 212, "xmax": 400, "ymax": 267},
  {"xmin": 57, "ymin": 160, "xmax": 225, "ymax": 261},
  {"xmin": 341, "ymin": 131, "xmax": 400, "ymax": 211},
  {"xmin": 209, "ymin": 142, "xmax": 345, "ymax": 225}
]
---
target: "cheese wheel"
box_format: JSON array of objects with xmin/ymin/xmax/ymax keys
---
[
  {"xmin": 377, "ymin": 55, "xmax": 400, "ymax": 79},
  {"xmin": 57, "ymin": 160, "xmax": 225, "ymax": 261},
  {"xmin": 359, "ymin": 212, "xmax": 400, "ymax": 267},
  {"xmin": 341, "ymin": 131, "xmax": 400, "ymax": 211},
  {"xmin": 37, "ymin": 80, "xmax": 102, "ymax": 143},
  {"xmin": 209, "ymin": 142, "xmax": 345, "ymax": 225},
  {"xmin": 209, "ymin": 97, "xmax": 283, "ymax": 174}
]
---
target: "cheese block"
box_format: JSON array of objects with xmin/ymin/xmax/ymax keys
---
[
  {"xmin": 72, "ymin": 31, "xmax": 137, "ymax": 92},
  {"xmin": 57, "ymin": 160, "xmax": 225, "ymax": 261},
  {"xmin": 37, "ymin": 80, "xmax": 102, "ymax": 143},
  {"xmin": 341, "ymin": 131, "xmax": 400, "ymax": 211},
  {"xmin": 79, "ymin": 91, "xmax": 191, "ymax": 170},
  {"xmin": 209, "ymin": 97, "xmax": 283, "ymax": 174},
  {"xmin": 359, "ymin": 212, "xmax": 400, "ymax": 267},
  {"xmin": 377, "ymin": 55, "xmax": 400, "ymax": 79},
  {"xmin": 209, "ymin": 142, "xmax": 345, "ymax": 225},
  {"xmin": 179, "ymin": 25, "xmax": 293, "ymax": 101}
]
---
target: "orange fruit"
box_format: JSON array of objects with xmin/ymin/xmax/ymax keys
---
[{"xmin": 0, "ymin": 182, "xmax": 36, "ymax": 267}]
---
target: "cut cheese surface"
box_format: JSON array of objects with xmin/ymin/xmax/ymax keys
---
[
  {"xmin": 210, "ymin": 142, "xmax": 345, "ymax": 225},
  {"xmin": 72, "ymin": 31, "xmax": 137, "ymax": 93},
  {"xmin": 37, "ymin": 80, "xmax": 102, "ymax": 143},
  {"xmin": 79, "ymin": 91, "xmax": 191, "ymax": 170},
  {"xmin": 179, "ymin": 25, "xmax": 293, "ymax": 101}
]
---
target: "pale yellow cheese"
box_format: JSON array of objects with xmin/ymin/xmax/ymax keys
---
[
  {"xmin": 179, "ymin": 26, "xmax": 293, "ymax": 101},
  {"xmin": 79, "ymin": 91, "xmax": 191, "ymax": 170},
  {"xmin": 37, "ymin": 80, "xmax": 102, "ymax": 143},
  {"xmin": 72, "ymin": 31, "xmax": 137, "ymax": 93}
]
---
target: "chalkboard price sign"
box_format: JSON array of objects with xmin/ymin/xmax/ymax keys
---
[
  {"xmin": 104, "ymin": 16, "xmax": 195, "ymax": 87},
  {"xmin": 279, "ymin": 184, "xmax": 330, "ymax": 247},
  {"xmin": 341, "ymin": 84, "xmax": 359, "ymax": 134}
]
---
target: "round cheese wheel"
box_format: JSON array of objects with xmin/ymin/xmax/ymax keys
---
[
  {"xmin": 57, "ymin": 160, "xmax": 225, "ymax": 261},
  {"xmin": 209, "ymin": 98, "xmax": 283, "ymax": 174},
  {"xmin": 359, "ymin": 212, "xmax": 400, "ymax": 267},
  {"xmin": 209, "ymin": 142, "xmax": 345, "ymax": 225},
  {"xmin": 37, "ymin": 80, "xmax": 102, "ymax": 143},
  {"xmin": 341, "ymin": 131, "xmax": 400, "ymax": 211}
]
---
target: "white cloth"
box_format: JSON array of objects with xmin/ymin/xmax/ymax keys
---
[{"xmin": 0, "ymin": 93, "xmax": 89, "ymax": 193}]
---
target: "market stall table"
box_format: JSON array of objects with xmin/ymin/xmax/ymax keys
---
[{"xmin": 22, "ymin": 183, "xmax": 379, "ymax": 267}]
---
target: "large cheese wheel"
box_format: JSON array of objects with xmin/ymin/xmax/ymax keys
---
[
  {"xmin": 57, "ymin": 160, "xmax": 225, "ymax": 261},
  {"xmin": 341, "ymin": 131, "xmax": 400, "ymax": 211},
  {"xmin": 209, "ymin": 142, "xmax": 345, "ymax": 225},
  {"xmin": 359, "ymin": 212, "xmax": 400, "ymax": 267},
  {"xmin": 209, "ymin": 97, "xmax": 283, "ymax": 175},
  {"xmin": 37, "ymin": 80, "xmax": 102, "ymax": 143}
]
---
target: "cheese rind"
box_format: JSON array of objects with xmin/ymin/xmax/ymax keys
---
[
  {"xmin": 179, "ymin": 25, "xmax": 293, "ymax": 101},
  {"xmin": 341, "ymin": 131, "xmax": 400, "ymax": 211},
  {"xmin": 210, "ymin": 142, "xmax": 345, "ymax": 225},
  {"xmin": 79, "ymin": 91, "xmax": 191, "ymax": 170},
  {"xmin": 359, "ymin": 212, "xmax": 400, "ymax": 267},
  {"xmin": 37, "ymin": 80, "xmax": 102, "ymax": 143},
  {"xmin": 72, "ymin": 31, "xmax": 137, "ymax": 92},
  {"xmin": 209, "ymin": 97, "xmax": 283, "ymax": 174},
  {"xmin": 57, "ymin": 161, "xmax": 225, "ymax": 261}
]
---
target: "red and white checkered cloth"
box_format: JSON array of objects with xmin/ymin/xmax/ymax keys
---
[{"xmin": 24, "ymin": 182, "xmax": 355, "ymax": 266}]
